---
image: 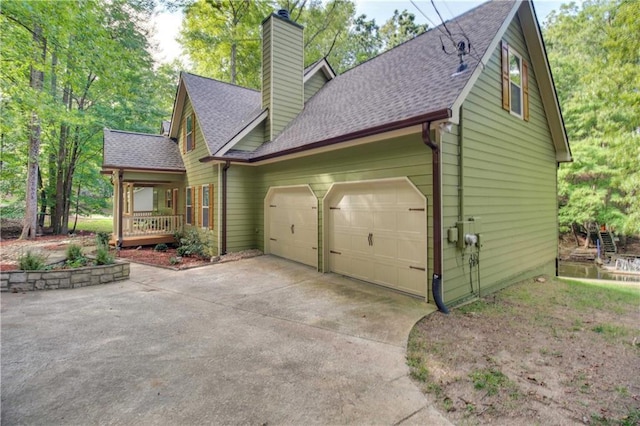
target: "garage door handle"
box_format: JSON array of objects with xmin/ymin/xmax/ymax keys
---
[
  {"xmin": 368, "ymin": 233, "xmax": 373, "ymax": 246},
  {"xmin": 409, "ymin": 208, "xmax": 425, "ymax": 211},
  {"xmin": 330, "ymin": 250, "xmax": 341, "ymax": 255},
  {"xmin": 290, "ymin": 224, "xmax": 295, "ymax": 234},
  {"xmin": 270, "ymin": 238, "xmax": 277, "ymax": 241},
  {"xmin": 410, "ymin": 266, "xmax": 426, "ymax": 271}
]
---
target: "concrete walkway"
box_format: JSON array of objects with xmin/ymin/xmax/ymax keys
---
[{"xmin": 1, "ymin": 255, "xmax": 449, "ymax": 425}]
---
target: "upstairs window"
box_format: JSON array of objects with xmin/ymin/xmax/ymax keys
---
[
  {"xmin": 509, "ymin": 51, "xmax": 522, "ymax": 116},
  {"xmin": 184, "ymin": 113, "xmax": 195, "ymax": 152},
  {"xmin": 501, "ymin": 40, "xmax": 529, "ymax": 121}
]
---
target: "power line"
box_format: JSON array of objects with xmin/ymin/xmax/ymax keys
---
[{"xmin": 430, "ymin": 0, "xmax": 453, "ymax": 38}]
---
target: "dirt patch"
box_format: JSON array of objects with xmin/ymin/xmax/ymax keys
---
[
  {"xmin": 408, "ymin": 277, "xmax": 640, "ymax": 425},
  {"xmin": 0, "ymin": 234, "xmax": 96, "ymax": 271}
]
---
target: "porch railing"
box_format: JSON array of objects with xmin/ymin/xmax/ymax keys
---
[{"xmin": 122, "ymin": 215, "xmax": 183, "ymax": 237}]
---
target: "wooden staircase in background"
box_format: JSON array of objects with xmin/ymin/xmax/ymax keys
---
[{"xmin": 599, "ymin": 230, "xmax": 617, "ymax": 255}]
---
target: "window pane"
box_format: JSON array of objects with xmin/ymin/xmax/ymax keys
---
[
  {"xmin": 509, "ymin": 53, "xmax": 521, "ymax": 86},
  {"xmin": 203, "ymin": 186, "xmax": 209, "ymax": 205},
  {"xmin": 186, "ymin": 189, "xmax": 191, "ymax": 204},
  {"xmin": 511, "ymin": 82, "xmax": 522, "ymax": 115},
  {"xmin": 202, "ymin": 207, "xmax": 209, "ymax": 228},
  {"xmin": 186, "ymin": 115, "xmax": 192, "ymax": 133},
  {"xmin": 186, "ymin": 207, "xmax": 192, "ymax": 224}
]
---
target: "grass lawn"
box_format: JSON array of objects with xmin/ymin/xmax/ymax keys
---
[
  {"xmin": 68, "ymin": 216, "xmax": 113, "ymax": 234},
  {"xmin": 408, "ymin": 277, "xmax": 640, "ymax": 425}
]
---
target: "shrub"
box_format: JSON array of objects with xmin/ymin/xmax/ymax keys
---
[
  {"xmin": 95, "ymin": 246, "xmax": 114, "ymax": 265},
  {"xmin": 18, "ymin": 251, "xmax": 47, "ymax": 270},
  {"xmin": 96, "ymin": 232, "xmax": 110, "ymax": 247},
  {"xmin": 176, "ymin": 228, "xmax": 205, "ymax": 257},
  {"xmin": 154, "ymin": 243, "xmax": 168, "ymax": 252},
  {"xmin": 65, "ymin": 244, "xmax": 84, "ymax": 262},
  {"xmin": 169, "ymin": 256, "xmax": 181, "ymax": 265}
]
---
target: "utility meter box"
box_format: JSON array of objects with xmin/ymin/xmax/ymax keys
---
[
  {"xmin": 469, "ymin": 216, "xmax": 481, "ymax": 234},
  {"xmin": 456, "ymin": 217, "xmax": 482, "ymax": 249},
  {"xmin": 456, "ymin": 221, "xmax": 471, "ymax": 249}
]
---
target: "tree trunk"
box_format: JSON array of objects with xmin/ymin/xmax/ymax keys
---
[
  {"xmin": 53, "ymin": 85, "xmax": 71, "ymax": 234},
  {"xmin": 37, "ymin": 167, "xmax": 47, "ymax": 229},
  {"xmin": 571, "ymin": 223, "xmax": 580, "ymax": 247},
  {"xmin": 230, "ymin": 43, "xmax": 237, "ymax": 84},
  {"xmin": 21, "ymin": 25, "xmax": 46, "ymax": 240}
]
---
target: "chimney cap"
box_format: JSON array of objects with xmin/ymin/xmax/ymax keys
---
[{"xmin": 276, "ymin": 9, "xmax": 290, "ymax": 19}]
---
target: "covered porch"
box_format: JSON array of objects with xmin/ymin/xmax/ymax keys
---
[{"xmin": 109, "ymin": 170, "xmax": 185, "ymax": 248}]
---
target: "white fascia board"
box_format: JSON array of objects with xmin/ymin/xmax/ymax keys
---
[
  {"xmin": 520, "ymin": 1, "xmax": 572, "ymax": 162},
  {"xmin": 303, "ymin": 59, "xmax": 336, "ymax": 83},
  {"xmin": 215, "ymin": 109, "xmax": 269, "ymax": 156},
  {"xmin": 169, "ymin": 77, "xmax": 186, "ymax": 139}
]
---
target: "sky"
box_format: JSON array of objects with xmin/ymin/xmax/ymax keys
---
[{"xmin": 150, "ymin": 0, "xmax": 572, "ymax": 65}]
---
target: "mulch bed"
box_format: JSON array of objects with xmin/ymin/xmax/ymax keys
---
[{"xmin": 116, "ymin": 247, "xmax": 212, "ymax": 270}]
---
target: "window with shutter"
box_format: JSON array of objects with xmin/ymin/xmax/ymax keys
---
[{"xmin": 501, "ymin": 40, "xmax": 529, "ymax": 121}]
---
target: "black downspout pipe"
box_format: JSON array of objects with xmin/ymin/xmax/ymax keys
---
[
  {"xmin": 422, "ymin": 122, "xmax": 449, "ymax": 314},
  {"xmin": 221, "ymin": 161, "xmax": 230, "ymax": 255},
  {"xmin": 117, "ymin": 169, "xmax": 123, "ymax": 252}
]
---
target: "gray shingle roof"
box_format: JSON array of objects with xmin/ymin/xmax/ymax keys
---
[
  {"xmin": 181, "ymin": 73, "xmax": 261, "ymax": 154},
  {"xmin": 243, "ymin": 0, "xmax": 514, "ymax": 158},
  {"xmin": 103, "ymin": 129, "xmax": 185, "ymax": 171}
]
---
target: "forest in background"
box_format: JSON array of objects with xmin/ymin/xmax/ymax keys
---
[{"xmin": 1, "ymin": 0, "xmax": 638, "ymax": 238}]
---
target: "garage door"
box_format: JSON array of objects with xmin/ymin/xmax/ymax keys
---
[
  {"xmin": 265, "ymin": 186, "xmax": 318, "ymax": 268},
  {"xmin": 326, "ymin": 179, "xmax": 427, "ymax": 296}
]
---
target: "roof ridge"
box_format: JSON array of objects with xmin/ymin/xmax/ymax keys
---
[
  {"xmin": 336, "ymin": 0, "xmax": 499, "ymax": 78},
  {"xmin": 181, "ymin": 71, "xmax": 260, "ymax": 93},
  {"xmin": 105, "ymin": 128, "xmax": 170, "ymax": 138}
]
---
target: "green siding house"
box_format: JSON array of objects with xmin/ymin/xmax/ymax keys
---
[{"xmin": 102, "ymin": 0, "xmax": 571, "ymax": 309}]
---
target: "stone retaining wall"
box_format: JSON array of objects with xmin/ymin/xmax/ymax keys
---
[{"xmin": 1, "ymin": 261, "xmax": 130, "ymax": 292}]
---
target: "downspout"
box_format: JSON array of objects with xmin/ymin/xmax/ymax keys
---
[
  {"xmin": 422, "ymin": 122, "xmax": 449, "ymax": 314},
  {"xmin": 221, "ymin": 161, "xmax": 230, "ymax": 255},
  {"xmin": 117, "ymin": 169, "xmax": 123, "ymax": 251}
]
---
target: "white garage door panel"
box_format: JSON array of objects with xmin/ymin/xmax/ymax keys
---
[
  {"xmin": 266, "ymin": 187, "xmax": 318, "ymax": 268},
  {"xmin": 327, "ymin": 179, "xmax": 427, "ymax": 297}
]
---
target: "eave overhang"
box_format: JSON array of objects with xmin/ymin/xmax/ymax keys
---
[{"xmin": 199, "ymin": 108, "xmax": 451, "ymax": 165}]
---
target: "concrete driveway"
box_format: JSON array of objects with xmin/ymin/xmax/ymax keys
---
[{"xmin": 1, "ymin": 255, "xmax": 448, "ymax": 425}]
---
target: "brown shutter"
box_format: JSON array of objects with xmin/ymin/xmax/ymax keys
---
[
  {"xmin": 172, "ymin": 188, "xmax": 178, "ymax": 216},
  {"xmin": 185, "ymin": 187, "xmax": 189, "ymax": 224},
  {"xmin": 197, "ymin": 186, "xmax": 202, "ymax": 226},
  {"xmin": 191, "ymin": 187, "xmax": 195, "ymax": 225},
  {"xmin": 182, "ymin": 119, "xmax": 186, "ymax": 154},
  {"xmin": 522, "ymin": 60, "xmax": 530, "ymax": 121},
  {"xmin": 192, "ymin": 114, "xmax": 196, "ymax": 149},
  {"xmin": 501, "ymin": 40, "xmax": 510, "ymax": 111},
  {"xmin": 208, "ymin": 184, "xmax": 214, "ymax": 230}
]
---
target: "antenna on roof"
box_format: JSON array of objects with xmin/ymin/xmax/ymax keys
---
[
  {"xmin": 410, "ymin": 0, "xmax": 474, "ymax": 74},
  {"xmin": 441, "ymin": 34, "xmax": 471, "ymax": 73}
]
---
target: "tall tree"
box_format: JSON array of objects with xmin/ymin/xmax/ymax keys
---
[
  {"xmin": 180, "ymin": 0, "xmax": 269, "ymax": 88},
  {"xmin": 179, "ymin": 0, "xmax": 359, "ymax": 86},
  {"xmin": 378, "ymin": 9, "xmax": 427, "ymax": 50},
  {"xmin": 1, "ymin": 0, "xmax": 174, "ymax": 235},
  {"xmin": 21, "ymin": 23, "xmax": 46, "ymax": 239},
  {"xmin": 545, "ymin": 0, "xmax": 640, "ymax": 235}
]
